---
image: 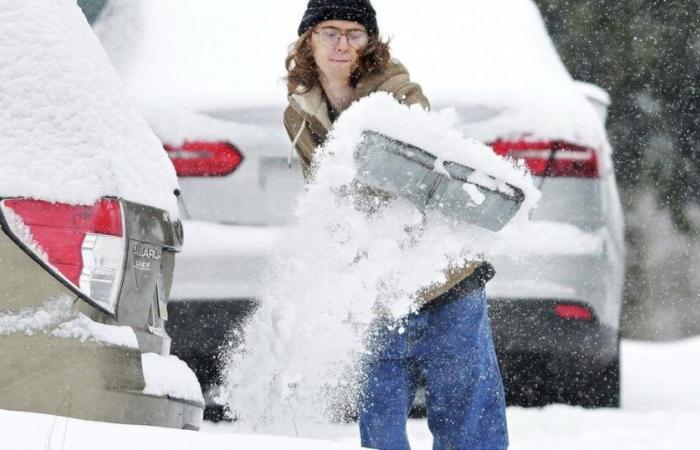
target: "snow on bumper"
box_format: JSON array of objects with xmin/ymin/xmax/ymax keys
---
[{"xmin": 142, "ymin": 353, "xmax": 204, "ymax": 404}]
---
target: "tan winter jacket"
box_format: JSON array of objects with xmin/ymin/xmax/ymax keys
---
[{"xmin": 283, "ymin": 59, "xmax": 481, "ymax": 306}]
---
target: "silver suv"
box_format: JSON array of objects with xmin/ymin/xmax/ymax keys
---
[{"xmin": 484, "ymin": 84, "xmax": 625, "ymax": 407}]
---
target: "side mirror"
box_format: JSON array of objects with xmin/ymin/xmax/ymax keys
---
[{"xmin": 575, "ymin": 81, "xmax": 611, "ymax": 125}]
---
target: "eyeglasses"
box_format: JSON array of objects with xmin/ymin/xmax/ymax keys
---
[{"xmin": 313, "ymin": 27, "xmax": 369, "ymax": 49}]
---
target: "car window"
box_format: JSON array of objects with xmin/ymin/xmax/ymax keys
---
[{"xmin": 77, "ymin": 0, "xmax": 108, "ymax": 25}]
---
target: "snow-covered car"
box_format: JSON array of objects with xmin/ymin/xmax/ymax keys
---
[
  {"xmin": 389, "ymin": 2, "xmax": 624, "ymax": 407},
  {"xmin": 0, "ymin": 0, "xmax": 203, "ymax": 429},
  {"xmin": 87, "ymin": 0, "xmax": 624, "ymax": 411},
  {"xmin": 484, "ymin": 84, "xmax": 624, "ymax": 407}
]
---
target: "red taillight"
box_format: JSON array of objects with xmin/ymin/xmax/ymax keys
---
[
  {"xmin": 491, "ymin": 140, "xmax": 599, "ymax": 178},
  {"xmin": 1, "ymin": 198, "xmax": 125, "ymax": 315},
  {"xmin": 554, "ymin": 303, "xmax": 593, "ymax": 321},
  {"xmin": 93, "ymin": 198, "xmax": 123, "ymax": 236},
  {"xmin": 164, "ymin": 141, "xmax": 243, "ymax": 177}
]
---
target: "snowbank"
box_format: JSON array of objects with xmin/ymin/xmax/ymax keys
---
[
  {"xmin": 0, "ymin": 0, "xmax": 178, "ymax": 217},
  {"xmin": 222, "ymin": 95, "xmax": 538, "ymax": 430},
  {"xmin": 0, "ymin": 408, "xmax": 361, "ymax": 450}
]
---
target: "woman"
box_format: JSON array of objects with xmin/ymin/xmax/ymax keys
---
[{"xmin": 284, "ymin": 1, "xmax": 508, "ymax": 449}]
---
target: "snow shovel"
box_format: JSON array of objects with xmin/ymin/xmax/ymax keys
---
[{"xmin": 353, "ymin": 130, "xmax": 525, "ymax": 232}]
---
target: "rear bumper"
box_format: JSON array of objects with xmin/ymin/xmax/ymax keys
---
[
  {"xmin": 487, "ymin": 298, "xmax": 618, "ymax": 368},
  {"xmin": 0, "ymin": 334, "xmax": 203, "ymax": 430}
]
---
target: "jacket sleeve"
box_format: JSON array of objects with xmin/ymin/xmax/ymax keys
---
[
  {"xmin": 378, "ymin": 73, "xmax": 431, "ymax": 111},
  {"xmin": 394, "ymin": 81, "xmax": 430, "ymax": 111}
]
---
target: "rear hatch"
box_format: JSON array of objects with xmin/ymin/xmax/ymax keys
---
[
  {"xmin": 151, "ymin": 106, "xmax": 304, "ymax": 227},
  {"xmin": 143, "ymin": 106, "xmax": 305, "ymax": 304},
  {"xmin": 483, "ymin": 137, "xmax": 624, "ymax": 327},
  {"xmin": 0, "ymin": 197, "xmax": 182, "ymax": 353}
]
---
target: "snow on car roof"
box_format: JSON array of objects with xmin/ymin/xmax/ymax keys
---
[
  {"xmin": 94, "ymin": 0, "xmax": 606, "ymax": 149},
  {"xmin": 0, "ymin": 0, "xmax": 179, "ymax": 217}
]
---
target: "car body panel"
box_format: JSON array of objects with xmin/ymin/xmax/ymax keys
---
[
  {"xmin": 0, "ymin": 227, "xmax": 74, "ymax": 312},
  {"xmin": 169, "ymin": 221, "xmax": 282, "ymax": 301},
  {"xmin": 0, "ymin": 334, "xmax": 201, "ymax": 430}
]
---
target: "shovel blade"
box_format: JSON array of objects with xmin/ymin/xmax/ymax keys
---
[{"xmin": 353, "ymin": 131, "xmax": 524, "ymax": 231}]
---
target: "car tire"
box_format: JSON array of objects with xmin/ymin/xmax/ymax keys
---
[
  {"xmin": 501, "ymin": 353, "xmax": 552, "ymax": 407},
  {"xmin": 577, "ymin": 354, "xmax": 620, "ymax": 408},
  {"xmin": 556, "ymin": 348, "xmax": 620, "ymax": 408}
]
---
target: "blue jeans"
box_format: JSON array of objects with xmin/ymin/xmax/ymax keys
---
[{"xmin": 358, "ymin": 287, "xmax": 508, "ymax": 450}]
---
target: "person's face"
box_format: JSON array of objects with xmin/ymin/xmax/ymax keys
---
[{"xmin": 310, "ymin": 20, "xmax": 369, "ymax": 83}]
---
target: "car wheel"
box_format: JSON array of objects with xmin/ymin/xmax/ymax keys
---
[
  {"xmin": 501, "ymin": 353, "xmax": 552, "ymax": 407},
  {"xmin": 554, "ymin": 348, "xmax": 620, "ymax": 408},
  {"xmin": 577, "ymin": 354, "xmax": 620, "ymax": 408}
]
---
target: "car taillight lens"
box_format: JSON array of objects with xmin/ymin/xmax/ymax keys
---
[
  {"xmin": 0, "ymin": 198, "xmax": 126, "ymax": 315},
  {"xmin": 491, "ymin": 140, "xmax": 599, "ymax": 178},
  {"xmin": 164, "ymin": 141, "xmax": 243, "ymax": 177},
  {"xmin": 554, "ymin": 303, "xmax": 593, "ymax": 321}
]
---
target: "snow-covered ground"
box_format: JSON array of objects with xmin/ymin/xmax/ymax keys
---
[
  {"xmin": 214, "ymin": 336, "xmax": 700, "ymax": 449},
  {"xmin": 3, "ymin": 337, "xmax": 699, "ymax": 449}
]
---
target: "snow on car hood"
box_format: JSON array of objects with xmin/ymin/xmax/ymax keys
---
[
  {"xmin": 0, "ymin": 0, "xmax": 179, "ymax": 217},
  {"xmin": 380, "ymin": 0, "xmax": 609, "ymax": 150},
  {"xmin": 94, "ymin": 0, "xmax": 605, "ymax": 150}
]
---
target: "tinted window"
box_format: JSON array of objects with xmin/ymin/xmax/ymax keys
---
[{"xmin": 77, "ymin": 0, "xmax": 107, "ymax": 25}]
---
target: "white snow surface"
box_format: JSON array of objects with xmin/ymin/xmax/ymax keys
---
[
  {"xmin": 51, "ymin": 314, "xmax": 138, "ymax": 350},
  {"xmin": 0, "ymin": 0, "xmax": 178, "ymax": 217},
  {"xmin": 216, "ymin": 337, "xmax": 700, "ymax": 449},
  {"xmin": 94, "ymin": 0, "xmax": 605, "ymax": 149},
  {"xmin": 3, "ymin": 337, "xmax": 699, "ymax": 449},
  {"xmin": 0, "ymin": 409, "xmax": 360, "ymax": 450},
  {"xmin": 139, "ymin": 106, "xmax": 274, "ymax": 149},
  {"xmin": 221, "ymin": 95, "xmax": 538, "ymax": 429},
  {"xmin": 0, "ymin": 296, "xmax": 138, "ymax": 349},
  {"xmin": 141, "ymin": 353, "xmax": 204, "ymax": 404}
]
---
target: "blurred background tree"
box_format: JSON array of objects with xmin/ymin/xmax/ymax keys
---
[{"xmin": 534, "ymin": 0, "xmax": 700, "ymax": 339}]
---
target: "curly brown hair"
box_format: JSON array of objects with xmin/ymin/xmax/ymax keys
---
[{"xmin": 285, "ymin": 29, "xmax": 392, "ymax": 95}]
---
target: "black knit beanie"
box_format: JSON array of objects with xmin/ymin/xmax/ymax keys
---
[{"xmin": 298, "ymin": 0, "xmax": 378, "ymax": 36}]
